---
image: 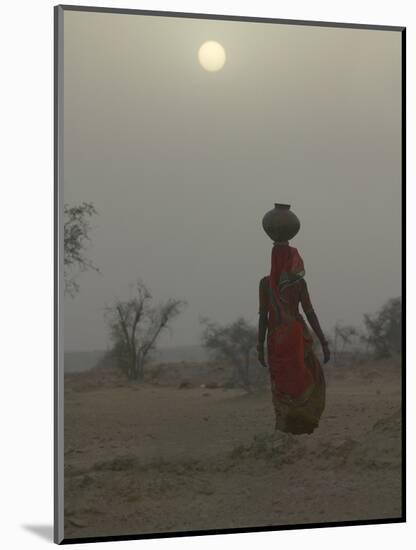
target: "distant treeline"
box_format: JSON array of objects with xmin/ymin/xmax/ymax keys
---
[
  {"xmin": 331, "ymin": 297, "xmax": 401, "ymax": 365},
  {"xmin": 63, "ymin": 201, "xmax": 401, "ymax": 384}
]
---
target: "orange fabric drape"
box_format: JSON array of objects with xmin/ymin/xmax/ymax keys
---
[{"xmin": 267, "ymin": 245, "xmax": 314, "ymax": 399}]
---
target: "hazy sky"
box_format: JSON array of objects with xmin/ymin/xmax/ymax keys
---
[{"xmin": 63, "ymin": 10, "xmax": 402, "ymax": 352}]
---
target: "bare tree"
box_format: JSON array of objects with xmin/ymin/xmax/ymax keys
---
[
  {"xmin": 64, "ymin": 201, "xmax": 99, "ymax": 296},
  {"xmin": 362, "ymin": 298, "xmax": 401, "ymax": 359},
  {"xmin": 105, "ymin": 280, "xmax": 186, "ymax": 380},
  {"xmin": 201, "ymin": 317, "xmax": 257, "ymax": 391},
  {"xmin": 333, "ymin": 323, "xmax": 359, "ymax": 366}
]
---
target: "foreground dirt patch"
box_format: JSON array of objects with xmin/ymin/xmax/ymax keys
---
[{"xmin": 64, "ymin": 361, "xmax": 402, "ymax": 539}]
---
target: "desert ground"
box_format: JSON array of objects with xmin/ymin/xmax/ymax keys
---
[{"xmin": 63, "ymin": 358, "xmax": 402, "ymax": 540}]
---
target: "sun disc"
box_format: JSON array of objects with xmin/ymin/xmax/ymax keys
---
[{"xmin": 198, "ymin": 41, "xmax": 226, "ymax": 72}]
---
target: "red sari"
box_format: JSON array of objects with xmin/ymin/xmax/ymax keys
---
[{"xmin": 259, "ymin": 244, "xmax": 326, "ymax": 434}]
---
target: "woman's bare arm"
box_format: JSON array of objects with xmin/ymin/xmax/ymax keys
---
[
  {"xmin": 257, "ymin": 278, "xmax": 268, "ymax": 367},
  {"xmin": 300, "ymin": 279, "xmax": 330, "ymax": 363}
]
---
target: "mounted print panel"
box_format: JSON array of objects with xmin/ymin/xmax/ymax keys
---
[{"xmin": 54, "ymin": 5, "xmax": 405, "ymax": 544}]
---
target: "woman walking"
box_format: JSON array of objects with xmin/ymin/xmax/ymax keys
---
[{"xmin": 258, "ymin": 204, "xmax": 330, "ymax": 434}]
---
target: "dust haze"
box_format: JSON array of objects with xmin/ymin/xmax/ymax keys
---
[{"xmin": 63, "ymin": 11, "xmax": 402, "ymax": 352}]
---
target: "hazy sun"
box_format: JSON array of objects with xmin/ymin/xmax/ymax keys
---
[{"xmin": 198, "ymin": 41, "xmax": 226, "ymax": 72}]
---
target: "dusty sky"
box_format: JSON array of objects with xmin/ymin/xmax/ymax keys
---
[{"xmin": 62, "ymin": 10, "xmax": 402, "ymax": 352}]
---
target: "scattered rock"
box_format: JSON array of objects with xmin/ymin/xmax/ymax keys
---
[
  {"xmin": 198, "ymin": 483, "xmax": 215, "ymax": 496},
  {"xmin": 92, "ymin": 455, "xmax": 140, "ymax": 472},
  {"xmin": 67, "ymin": 518, "xmax": 86, "ymax": 528},
  {"xmin": 318, "ymin": 437, "xmax": 358, "ymax": 466},
  {"xmin": 79, "ymin": 474, "xmax": 95, "ymax": 488},
  {"xmin": 178, "ymin": 380, "xmax": 192, "ymax": 389}
]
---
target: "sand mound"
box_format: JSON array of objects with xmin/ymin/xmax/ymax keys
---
[
  {"xmin": 229, "ymin": 408, "xmax": 401, "ymax": 472},
  {"xmin": 230, "ymin": 432, "xmax": 306, "ymax": 466},
  {"xmin": 348, "ymin": 409, "xmax": 401, "ymax": 470}
]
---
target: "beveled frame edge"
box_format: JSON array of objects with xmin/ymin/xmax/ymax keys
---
[
  {"xmin": 401, "ymin": 26, "xmax": 406, "ymax": 526},
  {"xmin": 53, "ymin": 4, "xmax": 406, "ymax": 545},
  {"xmin": 54, "ymin": 4, "xmax": 65, "ymax": 545},
  {"xmin": 57, "ymin": 3, "xmax": 405, "ymax": 32}
]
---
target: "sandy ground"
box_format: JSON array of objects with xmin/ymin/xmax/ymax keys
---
[{"xmin": 63, "ymin": 360, "xmax": 402, "ymax": 540}]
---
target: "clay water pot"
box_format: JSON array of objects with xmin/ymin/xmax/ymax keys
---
[{"xmin": 262, "ymin": 203, "xmax": 300, "ymax": 242}]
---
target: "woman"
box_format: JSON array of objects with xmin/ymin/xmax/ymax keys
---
[{"xmin": 257, "ymin": 242, "xmax": 330, "ymax": 434}]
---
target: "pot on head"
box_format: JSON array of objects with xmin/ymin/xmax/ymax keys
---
[{"xmin": 262, "ymin": 203, "xmax": 300, "ymax": 242}]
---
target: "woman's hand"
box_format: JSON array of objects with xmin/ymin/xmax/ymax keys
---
[
  {"xmin": 322, "ymin": 342, "xmax": 331, "ymax": 364},
  {"xmin": 257, "ymin": 344, "xmax": 268, "ymax": 368}
]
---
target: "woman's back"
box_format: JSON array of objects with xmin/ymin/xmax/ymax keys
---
[{"xmin": 259, "ymin": 276, "xmax": 314, "ymax": 329}]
